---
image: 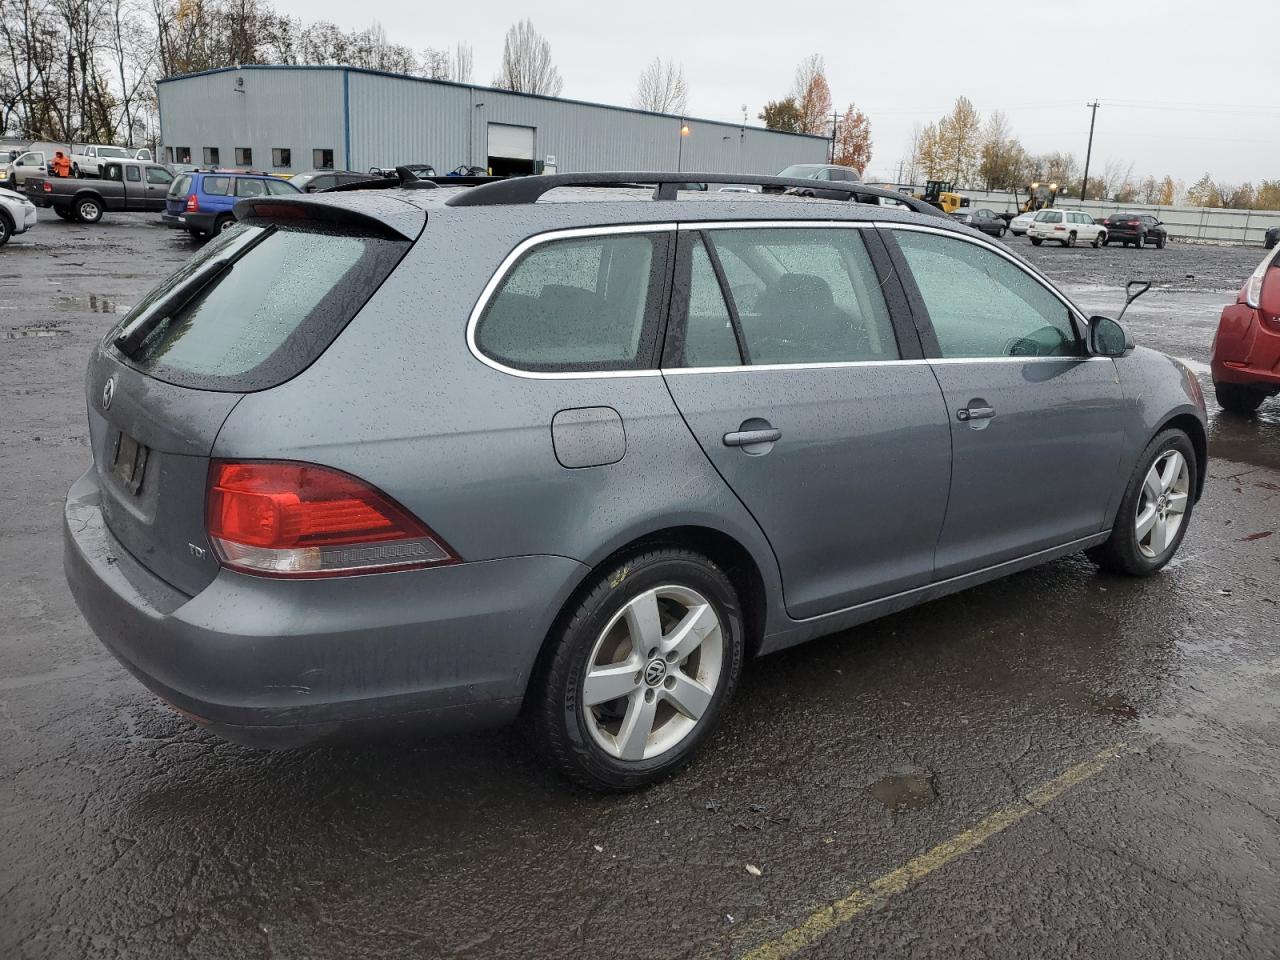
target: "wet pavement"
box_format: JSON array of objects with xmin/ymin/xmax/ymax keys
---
[{"xmin": 2, "ymin": 217, "xmax": 1278, "ymax": 959}]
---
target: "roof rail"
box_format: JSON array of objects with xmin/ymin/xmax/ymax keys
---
[{"xmin": 443, "ymin": 172, "xmax": 947, "ymax": 217}]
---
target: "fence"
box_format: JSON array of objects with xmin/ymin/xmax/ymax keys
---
[{"xmin": 957, "ymin": 189, "xmax": 1280, "ymax": 246}]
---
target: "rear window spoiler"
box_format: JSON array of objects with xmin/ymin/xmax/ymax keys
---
[{"xmin": 233, "ymin": 196, "xmax": 424, "ymax": 241}]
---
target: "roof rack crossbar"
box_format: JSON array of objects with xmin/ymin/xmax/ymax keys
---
[{"xmin": 443, "ymin": 172, "xmax": 946, "ymax": 217}]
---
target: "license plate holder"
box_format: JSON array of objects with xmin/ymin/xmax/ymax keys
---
[{"xmin": 112, "ymin": 431, "xmax": 148, "ymax": 495}]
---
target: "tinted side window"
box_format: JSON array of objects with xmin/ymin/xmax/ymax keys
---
[
  {"xmin": 476, "ymin": 232, "xmax": 668, "ymax": 372},
  {"xmin": 707, "ymin": 227, "xmax": 898, "ymax": 365},
  {"xmin": 893, "ymin": 231, "xmax": 1080, "ymax": 359},
  {"xmin": 202, "ymin": 176, "xmax": 230, "ymax": 196},
  {"xmin": 146, "ymin": 166, "xmax": 173, "ymax": 185}
]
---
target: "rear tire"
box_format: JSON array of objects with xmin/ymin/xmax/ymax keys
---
[
  {"xmin": 53, "ymin": 207, "xmax": 74, "ymax": 221},
  {"xmin": 527, "ymin": 547, "xmax": 746, "ymax": 791},
  {"xmin": 1103, "ymin": 238, "xmax": 1110, "ymax": 246},
  {"xmin": 214, "ymin": 215, "xmax": 234, "ymax": 233},
  {"xmin": 74, "ymin": 196, "xmax": 102, "ymax": 224},
  {"xmin": 1215, "ymin": 382, "xmax": 1267, "ymax": 415},
  {"xmin": 71, "ymin": 163, "xmax": 81, "ymax": 177},
  {"xmin": 1064, "ymin": 232, "xmax": 1076, "ymax": 247},
  {"xmin": 1087, "ymin": 429, "xmax": 1196, "ymax": 577},
  {"xmin": 1031, "ymin": 237, "xmax": 1043, "ymax": 246}
]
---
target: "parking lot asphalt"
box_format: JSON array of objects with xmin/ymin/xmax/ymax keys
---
[{"xmin": 2, "ymin": 216, "xmax": 1278, "ymax": 959}]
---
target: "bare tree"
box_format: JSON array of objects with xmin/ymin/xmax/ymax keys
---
[
  {"xmin": 452, "ymin": 42, "xmax": 472, "ymax": 83},
  {"xmin": 492, "ymin": 19, "xmax": 562, "ymax": 96},
  {"xmin": 788, "ymin": 53, "xmax": 830, "ymax": 135},
  {"xmin": 633, "ymin": 57, "xmax": 687, "ymax": 114},
  {"xmin": 422, "ymin": 47, "xmax": 451, "ymax": 79}
]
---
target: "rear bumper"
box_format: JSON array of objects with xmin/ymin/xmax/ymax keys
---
[
  {"xmin": 63, "ymin": 467, "xmax": 588, "ymax": 747},
  {"xmin": 160, "ymin": 210, "xmax": 186, "ymax": 228},
  {"xmin": 1211, "ymin": 302, "xmax": 1280, "ymax": 388}
]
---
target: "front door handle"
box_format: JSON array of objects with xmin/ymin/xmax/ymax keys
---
[
  {"xmin": 724, "ymin": 428, "xmax": 782, "ymax": 447},
  {"xmin": 956, "ymin": 406, "xmax": 995, "ymax": 422}
]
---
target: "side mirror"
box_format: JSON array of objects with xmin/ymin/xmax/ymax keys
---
[{"xmin": 1088, "ymin": 316, "xmax": 1133, "ymax": 357}]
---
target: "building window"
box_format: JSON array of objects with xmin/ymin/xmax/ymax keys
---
[
  {"xmin": 235, "ymin": 147, "xmax": 252, "ymax": 166},
  {"xmin": 203, "ymin": 146, "xmax": 219, "ymax": 166},
  {"xmin": 271, "ymin": 147, "xmax": 291, "ymax": 168},
  {"xmin": 171, "ymin": 146, "xmax": 191, "ymax": 164},
  {"xmin": 313, "ymin": 148, "xmax": 334, "ymax": 170}
]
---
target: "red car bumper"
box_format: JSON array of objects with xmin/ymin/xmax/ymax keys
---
[{"xmin": 1211, "ymin": 300, "xmax": 1280, "ymax": 388}]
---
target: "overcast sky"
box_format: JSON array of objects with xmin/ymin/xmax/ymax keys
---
[{"xmin": 275, "ymin": 0, "xmax": 1279, "ymax": 186}]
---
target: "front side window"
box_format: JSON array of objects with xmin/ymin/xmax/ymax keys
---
[
  {"xmin": 703, "ymin": 227, "xmax": 898, "ymax": 365},
  {"xmin": 476, "ymin": 232, "xmax": 668, "ymax": 372},
  {"xmin": 893, "ymin": 230, "xmax": 1080, "ymax": 359},
  {"xmin": 146, "ymin": 166, "xmax": 173, "ymax": 186},
  {"xmin": 265, "ymin": 179, "xmax": 298, "ymax": 196},
  {"xmin": 203, "ymin": 147, "xmax": 220, "ymax": 166}
]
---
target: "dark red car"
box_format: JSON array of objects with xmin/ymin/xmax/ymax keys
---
[{"xmin": 1211, "ymin": 244, "xmax": 1280, "ymax": 413}]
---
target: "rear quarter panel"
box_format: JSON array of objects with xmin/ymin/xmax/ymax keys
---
[{"xmin": 212, "ymin": 207, "xmax": 790, "ymax": 640}]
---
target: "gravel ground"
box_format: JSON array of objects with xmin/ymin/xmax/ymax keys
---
[{"xmin": 1, "ymin": 216, "xmax": 1278, "ymax": 960}]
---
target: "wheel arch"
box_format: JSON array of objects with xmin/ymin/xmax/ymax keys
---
[
  {"xmin": 1154, "ymin": 412, "xmax": 1208, "ymax": 500},
  {"xmin": 72, "ymin": 189, "xmax": 104, "ymax": 208},
  {"xmin": 530, "ymin": 524, "xmax": 772, "ymax": 699}
]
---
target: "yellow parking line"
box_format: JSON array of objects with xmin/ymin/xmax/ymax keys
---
[{"xmin": 742, "ymin": 743, "xmax": 1127, "ymax": 960}]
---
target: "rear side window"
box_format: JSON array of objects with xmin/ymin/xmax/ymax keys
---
[
  {"xmin": 704, "ymin": 227, "xmax": 898, "ymax": 365},
  {"xmin": 125, "ymin": 165, "xmax": 141, "ymax": 182},
  {"xmin": 235, "ymin": 178, "xmax": 267, "ymax": 197},
  {"xmin": 201, "ymin": 176, "xmax": 230, "ymax": 196},
  {"xmin": 476, "ymin": 231, "xmax": 669, "ymax": 372},
  {"xmin": 108, "ymin": 222, "xmax": 408, "ymax": 391},
  {"xmin": 893, "ymin": 230, "xmax": 1079, "ymax": 359}
]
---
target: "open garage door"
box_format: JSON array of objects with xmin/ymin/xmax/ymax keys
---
[{"xmin": 488, "ymin": 123, "xmax": 535, "ymax": 177}]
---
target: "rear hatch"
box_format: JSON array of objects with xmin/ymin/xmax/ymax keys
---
[
  {"xmin": 165, "ymin": 173, "xmax": 192, "ymax": 216},
  {"xmin": 90, "ymin": 211, "xmax": 413, "ymax": 595}
]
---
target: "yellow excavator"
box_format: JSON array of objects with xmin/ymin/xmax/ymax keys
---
[{"xmin": 914, "ymin": 179, "xmax": 969, "ymax": 214}]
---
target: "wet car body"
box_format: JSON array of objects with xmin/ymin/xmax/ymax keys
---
[
  {"xmin": 63, "ymin": 177, "xmax": 1208, "ymax": 785},
  {"xmin": 1211, "ymin": 243, "xmax": 1280, "ymax": 413}
]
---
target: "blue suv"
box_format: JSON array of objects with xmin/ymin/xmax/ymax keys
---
[{"xmin": 163, "ymin": 171, "xmax": 298, "ymax": 236}]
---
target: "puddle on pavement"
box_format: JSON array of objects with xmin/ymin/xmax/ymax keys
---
[
  {"xmin": 50, "ymin": 294, "xmax": 118, "ymax": 313},
  {"xmin": 2, "ymin": 327, "xmax": 71, "ymax": 340},
  {"xmin": 869, "ymin": 770, "xmax": 937, "ymax": 811},
  {"xmin": 1095, "ymin": 693, "xmax": 1140, "ymax": 723}
]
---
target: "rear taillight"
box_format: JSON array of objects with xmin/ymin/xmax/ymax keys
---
[
  {"xmin": 42, "ymin": 181, "xmax": 52, "ymax": 192},
  {"xmin": 185, "ymin": 193, "xmax": 199, "ymax": 212},
  {"xmin": 1126, "ymin": 220, "xmax": 1139, "ymax": 226},
  {"xmin": 206, "ymin": 461, "xmax": 458, "ymax": 578}
]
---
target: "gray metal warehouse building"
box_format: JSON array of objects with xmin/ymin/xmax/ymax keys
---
[{"xmin": 156, "ymin": 65, "xmax": 828, "ymax": 177}]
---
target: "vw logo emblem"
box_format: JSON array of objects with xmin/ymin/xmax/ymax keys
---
[
  {"xmin": 644, "ymin": 659, "xmax": 668, "ymax": 687},
  {"xmin": 101, "ymin": 377, "xmax": 115, "ymax": 410}
]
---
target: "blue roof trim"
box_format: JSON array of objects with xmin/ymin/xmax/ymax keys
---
[{"xmin": 157, "ymin": 64, "xmax": 830, "ymax": 142}]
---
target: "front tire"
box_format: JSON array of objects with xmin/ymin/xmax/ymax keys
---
[
  {"xmin": 1156, "ymin": 234, "xmax": 1167, "ymax": 249},
  {"xmin": 1088, "ymin": 429, "xmax": 1196, "ymax": 576},
  {"xmin": 53, "ymin": 207, "xmax": 74, "ymax": 221},
  {"xmin": 1092, "ymin": 232, "xmax": 1104, "ymax": 248},
  {"xmin": 528, "ymin": 547, "xmax": 745, "ymax": 791},
  {"xmin": 1215, "ymin": 382, "xmax": 1266, "ymax": 415},
  {"xmin": 0, "ymin": 215, "xmax": 10, "ymax": 246}
]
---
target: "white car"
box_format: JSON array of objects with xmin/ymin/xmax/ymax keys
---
[
  {"xmin": 0, "ymin": 185, "xmax": 38, "ymax": 245},
  {"xmin": 1009, "ymin": 211, "xmax": 1037, "ymax": 236},
  {"xmin": 1028, "ymin": 209, "xmax": 1107, "ymax": 248},
  {"xmin": 70, "ymin": 144, "xmax": 133, "ymax": 178}
]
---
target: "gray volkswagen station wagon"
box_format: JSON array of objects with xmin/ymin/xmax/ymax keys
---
[{"xmin": 64, "ymin": 172, "xmax": 1207, "ymax": 790}]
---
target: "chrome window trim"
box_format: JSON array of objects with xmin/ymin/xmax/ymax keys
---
[
  {"xmin": 466, "ymin": 223, "xmax": 676, "ymax": 381},
  {"xmin": 467, "ymin": 219, "xmax": 1099, "ymax": 381}
]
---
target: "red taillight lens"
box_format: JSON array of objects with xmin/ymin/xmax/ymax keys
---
[
  {"xmin": 185, "ymin": 193, "xmax": 199, "ymax": 212},
  {"xmin": 207, "ymin": 461, "xmax": 458, "ymax": 578},
  {"xmin": 42, "ymin": 181, "xmax": 52, "ymax": 192},
  {"xmin": 1126, "ymin": 220, "xmax": 1139, "ymax": 226}
]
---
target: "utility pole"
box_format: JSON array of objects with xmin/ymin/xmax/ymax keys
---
[
  {"xmin": 830, "ymin": 111, "xmax": 839, "ymax": 163},
  {"xmin": 1080, "ymin": 100, "xmax": 1100, "ymax": 200}
]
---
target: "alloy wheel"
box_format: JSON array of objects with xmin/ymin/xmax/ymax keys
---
[
  {"xmin": 1136, "ymin": 450, "xmax": 1190, "ymax": 558},
  {"xmin": 581, "ymin": 584, "xmax": 724, "ymax": 761}
]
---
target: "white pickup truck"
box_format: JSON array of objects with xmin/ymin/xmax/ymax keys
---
[{"xmin": 70, "ymin": 144, "xmax": 134, "ymax": 178}]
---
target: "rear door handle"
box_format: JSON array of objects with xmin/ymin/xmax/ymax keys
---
[
  {"xmin": 723, "ymin": 428, "xmax": 782, "ymax": 447},
  {"xmin": 956, "ymin": 406, "xmax": 995, "ymax": 422}
]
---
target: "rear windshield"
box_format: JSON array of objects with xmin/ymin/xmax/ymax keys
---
[
  {"xmin": 107, "ymin": 221, "xmax": 408, "ymax": 391},
  {"xmin": 98, "ymin": 147, "xmax": 131, "ymax": 159},
  {"xmin": 169, "ymin": 174, "xmax": 191, "ymax": 197}
]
